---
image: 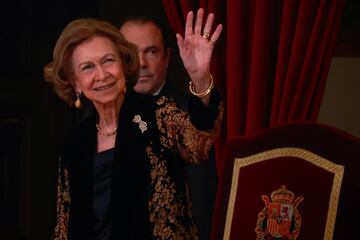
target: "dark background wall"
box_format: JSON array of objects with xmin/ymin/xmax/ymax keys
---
[
  {"xmin": 0, "ymin": 1, "xmax": 173, "ymax": 239},
  {"xmin": 1, "ymin": 1, "xmax": 100, "ymax": 239},
  {"xmin": 0, "ymin": 0, "xmax": 359, "ymax": 239}
]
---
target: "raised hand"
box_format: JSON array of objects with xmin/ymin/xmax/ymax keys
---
[{"xmin": 176, "ymin": 8, "xmax": 223, "ymax": 96}]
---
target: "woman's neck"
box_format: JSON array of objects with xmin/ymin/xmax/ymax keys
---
[
  {"xmin": 94, "ymin": 96, "xmax": 124, "ymax": 135},
  {"xmin": 94, "ymin": 96, "xmax": 124, "ymax": 153},
  {"xmin": 97, "ymin": 110, "xmax": 118, "ymax": 134}
]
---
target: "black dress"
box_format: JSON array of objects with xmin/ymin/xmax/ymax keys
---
[{"xmin": 93, "ymin": 148, "xmax": 114, "ymax": 240}]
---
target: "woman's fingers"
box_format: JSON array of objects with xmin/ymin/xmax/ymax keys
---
[
  {"xmin": 183, "ymin": 8, "xmax": 222, "ymax": 45},
  {"xmin": 202, "ymin": 13, "xmax": 214, "ymax": 40},
  {"xmin": 210, "ymin": 24, "xmax": 223, "ymax": 44},
  {"xmin": 194, "ymin": 8, "xmax": 204, "ymax": 35},
  {"xmin": 184, "ymin": 11, "xmax": 194, "ymax": 39}
]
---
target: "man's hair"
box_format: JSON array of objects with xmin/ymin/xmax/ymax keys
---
[{"xmin": 119, "ymin": 16, "xmax": 170, "ymax": 50}]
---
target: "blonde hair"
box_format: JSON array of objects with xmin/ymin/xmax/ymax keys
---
[{"xmin": 44, "ymin": 18, "xmax": 139, "ymax": 106}]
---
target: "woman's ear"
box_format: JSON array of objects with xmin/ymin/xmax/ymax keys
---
[{"xmin": 72, "ymin": 78, "xmax": 82, "ymax": 93}]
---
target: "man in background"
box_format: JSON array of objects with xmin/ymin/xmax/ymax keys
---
[{"xmin": 120, "ymin": 17, "xmax": 218, "ymax": 239}]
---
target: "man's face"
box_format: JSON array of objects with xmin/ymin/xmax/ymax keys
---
[{"xmin": 120, "ymin": 21, "xmax": 170, "ymax": 95}]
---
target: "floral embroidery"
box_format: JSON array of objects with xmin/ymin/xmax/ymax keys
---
[
  {"xmin": 144, "ymin": 96, "xmax": 223, "ymax": 239},
  {"xmin": 156, "ymin": 96, "xmax": 223, "ymax": 164},
  {"xmin": 147, "ymin": 145, "xmax": 198, "ymax": 239},
  {"xmin": 132, "ymin": 114, "xmax": 147, "ymax": 133},
  {"xmin": 53, "ymin": 159, "xmax": 70, "ymax": 240}
]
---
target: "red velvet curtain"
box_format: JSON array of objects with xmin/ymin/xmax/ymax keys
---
[{"xmin": 161, "ymin": 0, "xmax": 345, "ymax": 174}]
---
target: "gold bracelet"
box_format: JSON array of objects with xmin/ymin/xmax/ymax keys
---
[{"xmin": 189, "ymin": 74, "xmax": 214, "ymax": 98}]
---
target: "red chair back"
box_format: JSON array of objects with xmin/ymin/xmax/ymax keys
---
[{"xmin": 211, "ymin": 122, "xmax": 360, "ymax": 240}]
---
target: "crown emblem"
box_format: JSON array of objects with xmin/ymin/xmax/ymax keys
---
[
  {"xmin": 270, "ymin": 185, "xmax": 294, "ymax": 204},
  {"xmin": 255, "ymin": 185, "xmax": 304, "ymax": 239}
]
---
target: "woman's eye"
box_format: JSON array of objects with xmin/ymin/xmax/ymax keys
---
[
  {"xmin": 81, "ymin": 64, "xmax": 93, "ymax": 71},
  {"xmin": 104, "ymin": 58, "xmax": 115, "ymax": 64}
]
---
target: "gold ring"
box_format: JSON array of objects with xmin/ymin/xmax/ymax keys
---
[
  {"xmin": 209, "ymin": 39, "xmax": 216, "ymax": 45},
  {"xmin": 202, "ymin": 32, "xmax": 210, "ymax": 40}
]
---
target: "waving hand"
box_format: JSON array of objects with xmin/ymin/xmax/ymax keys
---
[{"xmin": 176, "ymin": 8, "xmax": 223, "ymax": 103}]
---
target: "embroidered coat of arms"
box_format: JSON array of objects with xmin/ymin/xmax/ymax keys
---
[{"xmin": 255, "ymin": 185, "xmax": 304, "ymax": 239}]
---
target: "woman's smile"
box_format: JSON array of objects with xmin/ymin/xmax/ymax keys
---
[{"xmin": 93, "ymin": 82, "xmax": 116, "ymax": 92}]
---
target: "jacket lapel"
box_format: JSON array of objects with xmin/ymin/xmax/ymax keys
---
[
  {"xmin": 67, "ymin": 114, "xmax": 97, "ymax": 239},
  {"xmin": 111, "ymin": 91, "xmax": 157, "ymax": 239}
]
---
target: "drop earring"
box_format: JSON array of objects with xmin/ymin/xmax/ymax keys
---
[
  {"xmin": 75, "ymin": 92, "xmax": 82, "ymax": 109},
  {"xmin": 123, "ymin": 86, "xmax": 127, "ymax": 94}
]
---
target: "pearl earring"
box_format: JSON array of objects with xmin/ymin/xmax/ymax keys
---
[{"xmin": 75, "ymin": 92, "xmax": 82, "ymax": 108}]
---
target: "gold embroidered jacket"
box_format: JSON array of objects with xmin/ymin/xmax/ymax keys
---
[{"xmin": 53, "ymin": 90, "xmax": 223, "ymax": 240}]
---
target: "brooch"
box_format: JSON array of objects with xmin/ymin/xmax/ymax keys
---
[{"xmin": 132, "ymin": 115, "xmax": 147, "ymax": 133}]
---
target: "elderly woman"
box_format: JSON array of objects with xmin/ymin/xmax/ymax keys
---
[{"xmin": 44, "ymin": 9, "xmax": 223, "ymax": 240}]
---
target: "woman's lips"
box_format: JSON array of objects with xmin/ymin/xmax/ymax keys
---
[{"xmin": 94, "ymin": 82, "xmax": 115, "ymax": 91}]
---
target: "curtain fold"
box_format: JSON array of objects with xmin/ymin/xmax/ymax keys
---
[{"xmin": 161, "ymin": 0, "xmax": 345, "ymax": 176}]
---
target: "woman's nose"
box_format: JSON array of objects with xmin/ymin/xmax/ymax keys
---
[{"xmin": 95, "ymin": 66, "xmax": 107, "ymax": 81}]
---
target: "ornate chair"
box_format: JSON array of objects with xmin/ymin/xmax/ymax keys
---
[{"xmin": 211, "ymin": 122, "xmax": 360, "ymax": 240}]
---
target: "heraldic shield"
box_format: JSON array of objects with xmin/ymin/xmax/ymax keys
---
[{"xmin": 255, "ymin": 185, "xmax": 304, "ymax": 239}]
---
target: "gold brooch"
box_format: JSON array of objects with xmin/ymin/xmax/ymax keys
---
[{"xmin": 132, "ymin": 115, "xmax": 147, "ymax": 133}]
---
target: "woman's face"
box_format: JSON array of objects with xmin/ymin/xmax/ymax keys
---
[{"xmin": 71, "ymin": 36, "xmax": 126, "ymax": 106}]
